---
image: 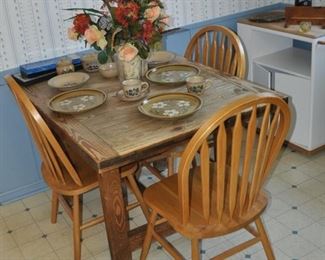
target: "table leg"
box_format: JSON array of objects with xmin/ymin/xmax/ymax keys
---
[{"xmin": 98, "ymin": 168, "xmax": 132, "ymax": 260}]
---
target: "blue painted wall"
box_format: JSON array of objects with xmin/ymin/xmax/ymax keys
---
[
  {"xmin": 0, "ymin": 3, "xmax": 287, "ymax": 204},
  {"xmin": 0, "ymin": 70, "xmax": 46, "ymax": 204}
]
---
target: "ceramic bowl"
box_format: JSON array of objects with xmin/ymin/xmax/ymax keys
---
[
  {"xmin": 99, "ymin": 62, "xmax": 119, "ymax": 78},
  {"xmin": 48, "ymin": 72, "xmax": 90, "ymax": 91}
]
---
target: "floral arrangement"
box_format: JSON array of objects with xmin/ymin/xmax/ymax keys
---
[{"xmin": 67, "ymin": 0, "xmax": 168, "ymax": 63}]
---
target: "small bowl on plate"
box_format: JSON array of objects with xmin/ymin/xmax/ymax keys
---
[
  {"xmin": 147, "ymin": 51, "xmax": 176, "ymax": 68},
  {"xmin": 48, "ymin": 72, "xmax": 89, "ymax": 91},
  {"xmin": 99, "ymin": 62, "xmax": 119, "ymax": 78}
]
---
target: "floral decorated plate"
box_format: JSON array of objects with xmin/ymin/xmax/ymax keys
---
[
  {"xmin": 145, "ymin": 64, "xmax": 200, "ymax": 86},
  {"xmin": 48, "ymin": 89, "xmax": 107, "ymax": 114},
  {"xmin": 147, "ymin": 51, "xmax": 176, "ymax": 67},
  {"xmin": 138, "ymin": 93, "xmax": 202, "ymax": 120},
  {"xmin": 48, "ymin": 72, "xmax": 90, "ymax": 91}
]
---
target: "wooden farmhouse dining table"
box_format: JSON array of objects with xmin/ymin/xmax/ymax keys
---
[{"xmin": 17, "ymin": 59, "xmax": 287, "ymax": 259}]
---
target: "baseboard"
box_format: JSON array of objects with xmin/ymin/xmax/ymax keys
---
[{"xmin": 0, "ymin": 181, "xmax": 48, "ymax": 205}]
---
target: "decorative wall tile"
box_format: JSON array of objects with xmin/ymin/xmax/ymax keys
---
[{"xmin": 1, "ymin": 0, "xmax": 324, "ymax": 71}]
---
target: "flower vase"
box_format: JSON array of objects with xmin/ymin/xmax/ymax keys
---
[{"xmin": 116, "ymin": 55, "xmax": 142, "ymax": 82}]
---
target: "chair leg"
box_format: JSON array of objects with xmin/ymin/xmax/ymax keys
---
[
  {"xmin": 126, "ymin": 174, "xmax": 150, "ymax": 220},
  {"xmin": 140, "ymin": 210, "xmax": 158, "ymax": 260},
  {"xmin": 191, "ymin": 239, "xmax": 200, "ymax": 260},
  {"xmin": 72, "ymin": 195, "xmax": 81, "ymax": 260},
  {"xmin": 255, "ymin": 217, "xmax": 275, "ymax": 260},
  {"xmin": 167, "ymin": 156, "xmax": 175, "ymax": 176},
  {"xmin": 51, "ymin": 191, "xmax": 59, "ymax": 224}
]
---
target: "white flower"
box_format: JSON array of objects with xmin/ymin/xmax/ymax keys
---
[
  {"xmin": 177, "ymin": 100, "xmax": 190, "ymax": 107},
  {"xmin": 152, "ymin": 102, "xmax": 168, "ymax": 109},
  {"xmin": 163, "ymin": 109, "xmax": 180, "ymax": 117},
  {"xmin": 80, "ymin": 95, "xmax": 95, "ymax": 102},
  {"xmin": 59, "ymin": 100, "xmax": 72, "ymax": 106},
  {"xmin": 72, "ymin": 104, "xmax": 86, "ymax": 111}
]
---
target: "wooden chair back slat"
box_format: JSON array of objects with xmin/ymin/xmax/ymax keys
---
[
  {"xmin": 177, "ymin": 94, "xmax": 290, "ymax": 225},
  {"xmin": 217, "ymin": 34, "xmax": 226, "ymax": 71},
  {"xmin": 216, "ymin": 123, "xmax": 227, "ymax": 222},
  {"xmin": 5, "ymin": 76, "xmax": 83, "ymax": 187},
  {"xmin": 200, "ymin": 140, "xmax": 210, "ymax": 221},
  {"xmin": 211, "ymin": 32, "xmax": 218, "ymax": 68},
  {"xmin": 202, "ymin": 33, "xmax": 209, "ymax": 65},
  {"xmin": 184, "ymin": 25, "xmax": 246, "ymax": 79},
  {"xmin": 228, "ymin": 113, "xmax": 243, "ymax": 218},
  {"xmin": 238, "ymin": 106, "xmax": 257, "ymax": 214},
  {"xmin": 248, "ymin": 105, "xmax": 270, "ymax": 209},
  {"xmin": 223, "ymin": 42, "xmax": 233, "ymax": 75}
]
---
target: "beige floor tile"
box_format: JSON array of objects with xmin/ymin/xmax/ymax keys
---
[
  {"xmin": 301, "ymin": 249, "xmax": 325, "ymax": 260},
  {"xmin": 12, "ymin": 223, "xmax": 43, "ymax": 246},
  {"xmin": 319, "ymin": 193, "xmax": 325, "ymax": 204},
  {"xmin": 205, "ymin": 239, "xmax": 236, "ymax": 259},
  {"xmin": 299, "ymin": 199, "xmax": 325, "ymax": 221},
  {"xmin": 28, "ymin": 251, "xmax": 60, "ymax": 260},
  {"xmin": 0, "ymin": 200, "xmax": 25, "ymax": 218},
  {"xmin": 314, "ymin": 172, "xmax": 325, "ymax": 183},
  {"xmin": 297, "ymin": 161, "xmax": 325, "ymax": 178},
  {"xmin": 265, "ymin": 176, "xmax": 291, "ymax": 195},
  {"xmin": 279, "ymin": 169, "xmax": 311, "ymax": 185},
  {"xmin": 276, "ymin": 209, "xmax": 314, "ymax": 230},
  {"xmin": 94, "ymin": 249, "xmax": 111, "ymax": 260},
  {"xmin": 0, "ymin": 232, "xmax": 17, "ymax": 253},
  {"xmin": 55, "ymin": 244, "xmax": 91, "ymax": 260},
  {"xmin": 83, "ymin": 231, "xmax": 109, "ymax": 256},
  {"xmin": 4, "ymin": 211, "xmax": 34, "ymax": 231},
  {"xmin": 22, "ymin": 192, "xmax": 49, "ymax": 209},
  {"xmin": 29, "ymin": 203, "xmax": 52, "ymax": 222},
  {"xmin": 0, "ymin": 247, "xmax": 25, "ymax": 260},
  {"xmin": 281, "ymin": 152, "xmax": 311, "ymax": 167},
  {"xmin": 275, "ymin": 188, "xmax": 313, "ymax": 206},
  {"xmin": 47, "ymin": 229, "xmax": 73, "ymax": 250},
  {"xmin": 251, "ymin": 247, "xmax": 291, "ymax": 260},
  {"xmin": 264, "ymin": 218, "xmax": 291, "ymax": 243},
  {"xmin": 37, "ymin": 215, "xmax": 69, "ymax": 235},
  {"xmin": 20, "ymin": 237, "xmax": 53, "ymax": 259},
  {"xmin": 83, "ymin": 189, "xmax": 101, "ymax": 203},
  {"xmin": 265, "ymin": 197, "xmax": 290, "ymax": 218},
  {"xmin": 85, "ymin": 199, "xmax": 103, "ymax": 216},
  {"xmin": 298, "ymin": 179, "xmax": 325, "ymax": 197},
  {"xmin": 274, "ymin": 234, "xmax": 317, "ymax": 258},
  {"xmin": 0, "ymin": 217, "xmax": 8, "ymax": 235},
  {"xmin": 300, "ymin": 222, "xmax": 325, "ymax": 248}
]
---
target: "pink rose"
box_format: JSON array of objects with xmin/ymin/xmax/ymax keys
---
[
  {"xmin": 68, "ymin": 27, "xmax": 78, "ymax": 41},
  {"xmin": 118, "ymin": 43, "xmax": 139, "ymax": 62},
  {"xmin": 84, "ymin": 25, "xmax": 107, "ymax": 50},
  {"xmin": 144, "ymin": 2, "xmax": 161, "ymax": 22}
]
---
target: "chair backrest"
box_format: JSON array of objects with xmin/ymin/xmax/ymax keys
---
[
  {"xmin": 184, "ymin": 25, "xmax": 246, "ymax": 79},
  {"xmin": 5, "ymin": 76, "xmax": 82, "ymax": 187},
  {"xmin": 177, "ymin": 94, "xmax": 290, "ymax": 224}
]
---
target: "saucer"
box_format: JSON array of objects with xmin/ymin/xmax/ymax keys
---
[{"xmin": 116, "ymin": 89, "xmax": 148, "ymax": 102}]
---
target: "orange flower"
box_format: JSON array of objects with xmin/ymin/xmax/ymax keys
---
[{"xmin": 73, "ymin": 14, "xmax": 90, "ymax": 34}]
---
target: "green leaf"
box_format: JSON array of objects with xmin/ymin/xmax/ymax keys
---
[{"xmin": 98, "ymin": 51, "xmax": 109, "ymax": 64}]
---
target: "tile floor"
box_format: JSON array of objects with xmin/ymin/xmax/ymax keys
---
[{"xmin": 0, "ymin": 147, "xmax": 325, "ymax": 260}]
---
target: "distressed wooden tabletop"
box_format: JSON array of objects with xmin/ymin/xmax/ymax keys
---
[{"xmin": 23, "ymin": 60, "xmax": 286, "ymax": 171}]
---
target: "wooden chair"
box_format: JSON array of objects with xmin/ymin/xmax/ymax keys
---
[
  {"xmin": 142, "ymin": 26, "xmax": 247, "ymax": 179},
  {"xmin": 5, "ymin": 76, "xmax": 149, "ymax": 260},
  {"xmin": 140, "ymin": 94, "xmax": 290, "ymax": 260},
  {"xmin": 184, "ymin": 25, "xmax": 246, "ymax": 79}
]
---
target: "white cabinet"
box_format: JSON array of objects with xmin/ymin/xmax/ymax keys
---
[{"xmin": 238, "ymin": 20, "xmax": 325, "ymax": 153}]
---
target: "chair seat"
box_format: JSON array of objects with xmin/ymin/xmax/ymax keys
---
[
  {"xmin": 144, "ymin": 163, "xmax": 268, "ymax": 239},
  {"xmin": 42, "ymin": 162, "xmax": 138, "ymax": 196},
  {"xmin": 41, "ymin": 163, "xmax": 98, "ymax": 196}
]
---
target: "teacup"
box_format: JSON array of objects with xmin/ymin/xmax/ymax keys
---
[
  {"xmin": 186, "ymin": 76, "xmax": 213, "ymax": 95},
  {"xmin": 122, "ymin": 79, "xmax": 149, "ymax": 98}
]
